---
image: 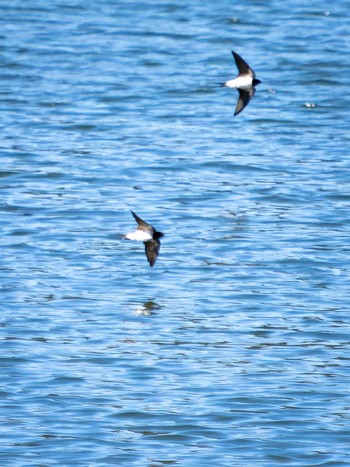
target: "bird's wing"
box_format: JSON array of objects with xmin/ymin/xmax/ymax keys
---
[
  {"xmin": 232, "ymin": 51, "xmax": 255, "ymax": 78},
  {"xmin": 234, "ymin": 88, "xmax": 255, "ymax": 116},
  {"xmin": 131, "ymin": 211, "xmax": 154, "ymax": 234},
  {"xmin": 144, "ymin": 239, "xmax": 161, "ymax": 267}
]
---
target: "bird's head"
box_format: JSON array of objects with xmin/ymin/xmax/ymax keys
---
[{"xmin": 154, "ymin": 231, "xmax": 164, "ymax": 240}]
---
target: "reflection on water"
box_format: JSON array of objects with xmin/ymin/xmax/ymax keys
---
[{"xmin": 133, "ymin": 300, "xmax": 162, "ymax": 316}]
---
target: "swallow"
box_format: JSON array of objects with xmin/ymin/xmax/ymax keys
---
[
  {"xmin": 124, "ymin": 211, "xmax": 164, "ymax": 267},
  {"xmin": 224, "ymin": 50, "xmax": 261, "ymax": 116}
]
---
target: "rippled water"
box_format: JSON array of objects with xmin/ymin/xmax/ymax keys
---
[{"xmin": 1, "ymin": 0, "xmax": 350, "ymax": 465}]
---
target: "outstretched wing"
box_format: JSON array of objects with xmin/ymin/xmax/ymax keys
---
[
  {"xmin": 234, "ymin": 88, "xmax": 255, "ymax": 116},
  {"xmin": 232, "ymin": 51, "xmax": 255, "ymax": 78},
  {"xmin": 131, "ymin": 210, "xmax": 154, "ymax": 234},
  {"xmin": 144, "ymin": 239, "xmax": 161, "ymax": 267}
]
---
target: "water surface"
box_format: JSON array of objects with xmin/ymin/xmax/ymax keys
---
[{"xmin": 1, "ymin": 0, "xmax": 350, "ymax": 465}]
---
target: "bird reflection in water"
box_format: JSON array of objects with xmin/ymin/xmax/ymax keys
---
[{"xmin": 134, "ymin": 300, "xmax": 162, "ymax": 316}]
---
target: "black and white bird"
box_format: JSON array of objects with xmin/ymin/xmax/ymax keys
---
[
  {"xmin": 124, "ymin": 211, "xmax": 164, "ymax": 267},
  {"xmin": 224, "ymin": 50, "xmax": 261, "ymax": 116}
]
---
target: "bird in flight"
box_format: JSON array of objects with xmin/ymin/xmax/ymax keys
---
[
  {"xmin": 224, "ymin": 50, "xmax": 261, "ymax": 116},
  {"xmin": 124, "ymin": 211, "xmax": 164, "ymax": 267}
]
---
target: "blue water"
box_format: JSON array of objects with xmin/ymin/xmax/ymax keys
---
[{"xmin": 1, "ymin": 0, "xmax": 350, "ymax": 465}]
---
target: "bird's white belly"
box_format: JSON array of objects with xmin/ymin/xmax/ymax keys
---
[
  {"xmin": 125, "ymin": 230, "xmax": 152, "ymax": 242},
  {"xmin": 224, "ymin": 76, "xmax": 252, "ymax": 89}
]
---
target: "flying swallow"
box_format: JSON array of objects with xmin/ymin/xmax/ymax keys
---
[
  {"xmin": 124, "ymin": 211, "xmax": 164, "ymax": 267},
  {"xmin": 224, "ymin": 50, "xmax": 261, "ymax": 116}
]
